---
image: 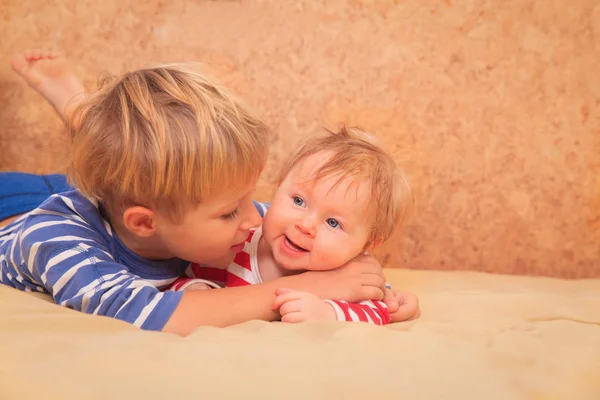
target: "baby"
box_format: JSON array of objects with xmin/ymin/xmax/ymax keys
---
[{"xmin": 169, "ymin": 127, "xmax": 418, "ymax": 324}]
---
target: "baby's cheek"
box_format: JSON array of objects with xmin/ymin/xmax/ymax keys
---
[{"xmin": 312, "ymin": 251, "xmax": 341, "ymax": 271}]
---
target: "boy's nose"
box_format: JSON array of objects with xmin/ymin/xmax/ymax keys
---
[
  {"xmin": 240, "ymin": 202, "xmax": 262, "ymax": 230},
  {"xmin": 248, "ymin": 206, "xmax": 263, "ymax": 228}
]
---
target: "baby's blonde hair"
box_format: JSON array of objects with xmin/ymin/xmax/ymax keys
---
[
  {"xmin": 66, "ymin": 63, "xmax": 269, "ymax": 221},
  {"xmin": 277, "ymin": 126, "xmax": 413, "ymax": 244}
]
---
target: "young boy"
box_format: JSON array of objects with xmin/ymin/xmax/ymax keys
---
[
  {"xmin": 169, "ymin": 127, "xmax": 420, "ymax": 324},
  {"xmin": 0, "ymin": 50, "xmax": 395, "ymax": 336}
]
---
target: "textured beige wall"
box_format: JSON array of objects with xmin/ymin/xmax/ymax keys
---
[{"xmin": 1, "ymin": 0, "xmax": 598, "ymax": 278}]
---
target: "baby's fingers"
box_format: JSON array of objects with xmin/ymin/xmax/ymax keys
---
[
  {"xmin": 272, "ymin": 289, "xmax": 302, "ymax": 310},
  {"xmin": 279, "ymin": 299, "xmax": 305, "ymax": 316},
  {"xmin": 281, "ymin": 311, "xmax": 305, "ymax": 323}
]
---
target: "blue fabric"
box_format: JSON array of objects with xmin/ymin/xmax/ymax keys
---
[
  {"xmin": 0, "ymin": 173, "xmax": 72, "ymax": 220},
  {"xmin": 0, "ymin": 189, "xmax": 186, "ymax": 331}
]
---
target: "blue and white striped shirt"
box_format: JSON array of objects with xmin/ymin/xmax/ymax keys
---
[{"xmin": 0, "ymin": 189, "xmax": 268, "ymax": 331}]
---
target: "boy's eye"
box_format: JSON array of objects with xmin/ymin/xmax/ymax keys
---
[
  {"xmin": 221, "ymin": 209, "xmax": 239, "ymax": 220},
  {"xmin": 292, "ymin": 196, "xmax": 305, "ymax": 207},
  {"xmin": 326, "ymin": 218, "xmax": 340, "ymax": 228}
]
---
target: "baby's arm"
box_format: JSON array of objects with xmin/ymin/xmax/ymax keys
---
[
  {"xmin": 273, "ymin": 290, "xmax": 391, "ymax": 325},
  {"xmin": 324, "ymin": 299, "xmax": 391, "ymax": 325}
]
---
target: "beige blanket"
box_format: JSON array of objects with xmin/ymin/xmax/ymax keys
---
[{"xmin": 1, "ymin": 269, "xmax": 599, "ymax": 399}]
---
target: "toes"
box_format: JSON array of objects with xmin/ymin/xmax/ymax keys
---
[
  {"xmin": 41, "ymin": 49, "xmax": 56, "ymax": 59},
  {"xmin": 23, "ymin": 49, "xmax": 39, "ymax": 61},
  {"xmin": 22, "ymin": 48, "xmax": 45, "ymax": 61},
  {"xmin": 10, "ymin": 53, "xmax": 29, "ymax": 74},
  {"xmin": 46, "ymin": 49, "xmax": 58, "ymax": 59},
  {"xmin": 12, "ymin": 49, "xmax": 60, "ymax": 74}
]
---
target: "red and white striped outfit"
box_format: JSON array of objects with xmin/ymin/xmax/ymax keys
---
[{"xmin": 169, "ymin": 227, "xmax": 390, "ymax": 325}]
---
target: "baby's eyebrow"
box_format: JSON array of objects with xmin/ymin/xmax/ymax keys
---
[{"xmin": 327, "ymin": 209, "xmax": 352, "ymax": 223}]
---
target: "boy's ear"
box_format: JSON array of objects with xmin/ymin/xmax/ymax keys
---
[
  {"xmin": 122, "ymin": 206, "xmax": 157, "ymax": 237},
  {"xmin": 363, "ymin": 238, "xmax": 383, "ymax": 253}
]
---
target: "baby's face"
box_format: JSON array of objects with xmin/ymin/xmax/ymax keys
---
[{"xmin": 262, "ymin": 152, "xmax": 373, "ymax": 272}]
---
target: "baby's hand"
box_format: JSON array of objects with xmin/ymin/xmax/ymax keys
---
[
  {"xmin": 273, "ymin": 289, "xmax": 337, "ymax": 323},
  {"xmin": 389, "ymin": 291, "xmax": 420, "ymax": 323},
  {"xmin": 184, "ymin": 282, "xmax": 212, "ymax": 291},
  {"xmin": 168, "ymin": 277, "xmax": 214, "ymax": 292}
]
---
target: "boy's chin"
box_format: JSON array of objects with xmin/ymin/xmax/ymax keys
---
[{"xmin": 205, "ymin": 253, "xmax": 236, "ymax": 269}]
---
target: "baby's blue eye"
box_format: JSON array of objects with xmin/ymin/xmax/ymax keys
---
[
  {"xmin": 293, "ymin": 196, "xmax": 305, "ymax": 207},
  {"xmin": 326, "ymin": 218, "xmax": 339, "ymax": 228}
]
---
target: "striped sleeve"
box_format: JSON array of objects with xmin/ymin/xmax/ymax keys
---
[
  {"xmin": 24, "ymin": 239, "xmax": 183, "ymax": 331},
  {"xmin": 324, "ymin": 299, "xmax": 391, "ymax": 325},
  {"xmin": 253, "ymin": 200, "xmax": 270, "ymax": 217}
]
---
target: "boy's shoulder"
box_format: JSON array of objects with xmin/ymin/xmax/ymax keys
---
[
  {"xmin": 19, "ymin": 189, "xmax": 111, "ymax": 241},
  {"xmin": 30, "ymin": 189, "xmax": 102, "ymax": 219}
]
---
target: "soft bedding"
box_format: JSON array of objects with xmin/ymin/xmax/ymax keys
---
[{"xmin": 0, "ymin": 269, "xmax": 599, "ymax": 399}]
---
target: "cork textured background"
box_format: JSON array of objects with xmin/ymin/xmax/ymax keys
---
[{"xmin": 1, "ymin": 0, "xmax": 598, "ymax": 277}]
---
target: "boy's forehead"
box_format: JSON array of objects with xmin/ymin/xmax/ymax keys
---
[{"xmin": 202, "ymin": 179, "xmax": 259, "ymax": 210}]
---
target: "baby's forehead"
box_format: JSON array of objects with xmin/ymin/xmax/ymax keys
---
[
  {"xmin": 290, "ymin": 153, "xmax": 368, "ymax": 188},
  {"xmin": 295, "ymin": 172, "xmax": 373, "ymax": 214},
  {"xmin": 290, "ymin": 151, "xmax": 334, "ymax": 174}
]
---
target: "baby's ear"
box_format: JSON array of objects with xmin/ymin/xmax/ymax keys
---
[{"xmin": 362, "ymin": 238, "xmax": 383, "ymax": 253}]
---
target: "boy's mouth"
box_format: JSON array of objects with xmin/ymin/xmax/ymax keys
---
[
  {"xmin": 230, "ymin": 241, "xmax": 246, "ymax": 253},
  {"xmin": 284, "ymin": 236, "xmax": 308, "ymax": 252}
]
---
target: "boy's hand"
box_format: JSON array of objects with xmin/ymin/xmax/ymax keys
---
[
  {"xmin": 273, "ymin": 289, "xmax": 337, "ymax": 323},
  {"xmin": 301, "ymin": 253, "xmax": 387, "ymax": 303}
]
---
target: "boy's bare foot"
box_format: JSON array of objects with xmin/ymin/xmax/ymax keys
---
[{"xmin": 11, "ymin": 49, "xmax": 85, "ymax": 121}]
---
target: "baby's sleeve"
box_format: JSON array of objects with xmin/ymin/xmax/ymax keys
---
[{"xmin": 323, "ymin": 299, "xmax": 391, "ymax": 325}]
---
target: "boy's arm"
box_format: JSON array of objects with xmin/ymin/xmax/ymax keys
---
[
  {"xmin": 30, "ymin": 243, "xmax": 183, "ymax": 331},
  {"xmin": 163, "ymin": 280, "xmax": 284, "ymax": 334},
  {"xmin": 163, "ymin": 261, "xmax": 387, "ymax": 335}
]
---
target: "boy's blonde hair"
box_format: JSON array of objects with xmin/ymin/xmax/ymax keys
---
[
  {"xmin": 66, "ymin": 63, "xmax": 269, "ymax": 221},
  {"xmin": 276, "ymin": 126, "xmax": 413, "ymax": 244}
]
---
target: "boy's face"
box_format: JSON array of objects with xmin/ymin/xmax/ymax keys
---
[
  {"xmin": 262, "ymin": 152, "xmax": 373, "ymax": 272},
  {"xmin": 154, "ymin": 181, "xmax": 262, "ymax": 267}
]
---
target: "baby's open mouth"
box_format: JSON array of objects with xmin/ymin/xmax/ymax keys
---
[{"xmin": 285, "ymin": 236, "xmax": 308, "ymax": 252}]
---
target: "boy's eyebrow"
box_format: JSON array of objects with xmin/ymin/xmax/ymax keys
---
[{"xmin": 215, "ymin": 188, "xmax": 254, "ymax": 213}]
